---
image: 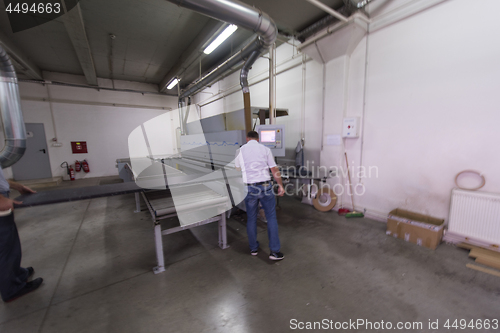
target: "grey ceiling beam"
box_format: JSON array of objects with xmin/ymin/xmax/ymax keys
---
[
  {"xmin": 0, "ymin": 31, "xmax": 43, "ymax": 80},
  {"xmin": 159, "ymin": 20, "xmax": 223, "ymax": 93},
  {"xmin": 61, "ymin": 1, "xmax": 98, "ymax": 85}
]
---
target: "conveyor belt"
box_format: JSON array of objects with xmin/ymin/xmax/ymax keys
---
[
  {"xmin": 13, "ymin": 166, "xmax": 240, "ymax": 209},
  {"xmin": 144, "ymin": 185, "xmax": 228, "ymax": 217},
  {"xmin": 13, "ymin": 182, "xmax": 143, "ymax": 208}
]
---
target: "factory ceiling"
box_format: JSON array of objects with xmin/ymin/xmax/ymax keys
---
[{"xmin": 0, "ymin": 0, "xmax": 357, "ymax": 95}]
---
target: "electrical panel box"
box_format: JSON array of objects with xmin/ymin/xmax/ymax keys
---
[
  {"xmin": 71, "ymin": 141, "xmax": 88, "ymax": 154},
  {"xmin": 342, "ymin": 117, "xmax": 360, "ymax": 138},
  {"xmin": 256, "ymin": 124, "xmax": 285, "ymax": 157}
]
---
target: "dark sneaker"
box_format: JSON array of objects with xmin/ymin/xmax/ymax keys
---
[
  {"xmin": 5, "ymin": 278, "xmax": 43, "ymax": 303},
  {"xmin": 26, "ymin": 267, "xmax": 34, "ymax": 281},
  {"xmin": 269, "ymin": 252, "xmax": 284, "ymax": 260},
  {"xmin": 251, "ymin": 250, "xmax": 258, "ymax": 256}
]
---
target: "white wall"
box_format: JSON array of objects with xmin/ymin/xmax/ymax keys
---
[
  {"xmin": 4, "ymin": 79, "xmax": 178, "ymax": 180},
  {"xmin": 321, "ymin": 0, "xmax": 500, "ymax": 221}
]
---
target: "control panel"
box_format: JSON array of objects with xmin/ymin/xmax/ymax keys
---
[
  {"xmin": 342, "ymin": 117, "xmax": 360, "ymax": 138},
  {"xmin": 256, "ymin": 124, "xmax": 285, "ymax": 157}
]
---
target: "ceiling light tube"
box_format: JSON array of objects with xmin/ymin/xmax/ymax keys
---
[
  {"xmin": 203, "ymin": 24, "xmax": 238, "ymax": 55},
  {"xmin": 167, "ymin": 78, "xmax": 179, "ymax": 90}
]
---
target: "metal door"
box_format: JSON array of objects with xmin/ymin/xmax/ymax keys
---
[{"xmin": 12, "ymin": 123, "xmax": 52, "ymax": 180}]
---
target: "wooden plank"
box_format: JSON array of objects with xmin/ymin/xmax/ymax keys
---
[
  {"xmin": 469, "ymin": 248, "xmax": 481, "ymax": 258},
  {"xmin": 466, "ymin": 263, "xmax": 500, "ymax": 278},
  {"xmin": 457, "ymin": 242, "xmax": 474, "ymax": 250},
  {"xmin": 475, "ymin": 257, "xmax": 500, "ymax": 270},
  {"xmin": 443, "ymin": 232, "xmax": 500, "ymax": 253},
  {"xmin": 469, "ymin": 248, "xmax": 500, "ymax": 260}
]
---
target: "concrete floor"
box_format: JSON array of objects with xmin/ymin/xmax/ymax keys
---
[{"xmin": 1, "ymin": 177, "xmax": 499, "ymax": 332}]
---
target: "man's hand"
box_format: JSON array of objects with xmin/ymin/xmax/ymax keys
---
[
  {"xmin": 8, "ymin": 181, "xmax": 36, "ymax": 194},
  {"xmin": 0, "ymin": 195, "xmax": 21, "ymax": 211},
  {"xmin": 17, "ymin": 185, "xmax": 36, "ymax": 194},
  {"xmin": 277, "ymin": 184, "xmax": 285, "ymax": 197},
  {"xmin": 270, "ymin": 167, "xmax": 285, "ymax": 197}
]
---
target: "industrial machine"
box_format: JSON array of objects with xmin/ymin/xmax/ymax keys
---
[
  {"xmin": 16, "ymin": 106, "xmax": 337, "ymax": 274},
  {"xmin": 116, "ymin": 108, "xmax": 286, "ymax": 273}
]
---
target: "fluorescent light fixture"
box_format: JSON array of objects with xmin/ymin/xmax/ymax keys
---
[
  {"xmin": 167, "ymin": 78, "xmax": 179, "ymax": 90},
  {"xmin": 203, "ymin": 24, "xmax": 238, "ymax": 55}
]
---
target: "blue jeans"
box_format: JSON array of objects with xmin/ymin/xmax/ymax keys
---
[{"xmin": 244, "ymin": 183, "xmax": 281, "ymax": 253}]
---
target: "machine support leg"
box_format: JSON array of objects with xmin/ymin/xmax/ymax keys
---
[
  {"xmin": 153, "ymin": 223, "xmax": 166, "ymax": 274},
  {"xmin": 218, "ymin": 213, "xmax": 229, "ymax": 249},
  {"xmin": 134, "ymin": 192, "xmax": 141, "ymax": 213},
  {"xmin": 301, "ymin": 179, "xmax": 316, "ymax": 206},
  {"xmin": 308, "ymin": 180, "xmax": 314, "ymax": 200}
]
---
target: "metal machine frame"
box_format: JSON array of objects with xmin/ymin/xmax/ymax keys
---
[
  {"xmin": 141, "ymin": 190, "xmax": 229, "ymax": 274},
  {"xmin": 117, "ymin": 158, "xmax": 233, "ymax": 274}
]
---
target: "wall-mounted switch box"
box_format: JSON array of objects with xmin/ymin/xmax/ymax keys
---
[
  {"xmin": 342, "ymin": 117, "xmax": 360, "ymax": 138},
  {"xmin": 71, "ymin": 141, "xmax": 88, "ymax": 153}
]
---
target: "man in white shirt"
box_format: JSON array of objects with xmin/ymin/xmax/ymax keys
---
[{"xmin": 235, "ymin": 131, "xmax": 285, "ymax": 260}]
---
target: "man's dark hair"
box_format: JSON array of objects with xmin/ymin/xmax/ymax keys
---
[{"xmin": 247, "ymin": 131, "xmax": 259, "ymax": 139}]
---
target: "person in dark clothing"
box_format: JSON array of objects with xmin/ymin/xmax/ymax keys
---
[{"xmin": 0, "ymin": 167, "xmax": 43, "ymax": 302}]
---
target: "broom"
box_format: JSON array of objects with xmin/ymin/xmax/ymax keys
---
[{"xmin": 344, "ymin": 152, "xmax": 364, "ymax": 218}]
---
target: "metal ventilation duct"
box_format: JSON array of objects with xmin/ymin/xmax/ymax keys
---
[
  {"xmin": 166, "ymin": 0, "xmax": 277, "ymax": 100},
  {"xmin": 0, "ymin": 44, "xmax": 26, "ymax": 168}
]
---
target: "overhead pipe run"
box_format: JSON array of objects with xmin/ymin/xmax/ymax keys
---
[
  {"xmin": 197, "ymin": 54, "xmax": 314, "ymax": 108},
  {"xmin": 304, "ymin": 0, "xmax": 348, "ymax": 22},
  {"xmin": 19, "ymin": 78, "xmax": 170, "ymax": 96},
  {"xmin": 177, "ymin": 83, "xmax": 184, "ymax": 135},
  {"xmin": 0, "ymin": 44, "xmax": 27, "ymax": 168},
  {"xmin": 241, "ymin": 49, "xmax": 260, "ymax": 132},
  {"xmin": 353, "ymin": 0, "xmax": 375, "ymax": 9},
  {"xmin": 166, "ymin": 0, "xmax": 277, "ymax": 134},
  {"xmin": 177, "ymin": 37, "xmax": 260, "ymax": 99},
  {"xmin": 297, "ymin": 13, "xmax": 369, "ymax": 52},
  {"xmin": 183, "ymin": 97, "xmax": 192, "ymax": 134},
  {"xmin": 269, "ymin": 44, "xmax": 276, "ymax": 125},
  {"xmin": 297, "ymin": 2, "xmax": 355, "ymax": 42},
  {"xmin": 268, "ymin": 45, "xmax": 275, "ymax": 125},
  {"xmin": 297, "ymin": 0, "xmax": 372, "ymax": 45},
  {"xmin": 159, "ymin": 20, "xmax": 223, "ymax": 93},
  {"xmin": 166, "ymin": 0, "xmax": 276, "ymax": 49}
]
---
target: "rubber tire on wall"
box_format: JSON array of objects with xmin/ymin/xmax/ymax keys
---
[{"xmin": 313, "ymin": 187, "xmax": 337, "ymax": 212}]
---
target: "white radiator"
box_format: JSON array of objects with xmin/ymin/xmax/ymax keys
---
[{"xmin": 446, "ymin": 188, "xmax": 500, "ymax": 246}]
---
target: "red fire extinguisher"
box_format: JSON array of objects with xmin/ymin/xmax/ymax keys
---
[
  {"xmin": 75, "ymin": 160, "xmax": 81, "ymax": 172},
  {"xmin": 69, "ymin": 165, "xmax": 75, "ymax": 181},
  {"xmin": 82, "ymin": 160, "xmax": 90, "ymax": 173},
  {"xmin": 61, "ymin": 161, "xmax": 75, "ymax": 181}
]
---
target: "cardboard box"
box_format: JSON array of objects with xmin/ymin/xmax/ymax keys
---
[{"xmin": 386, "ymin": 209, "xmax": 445, "ymax": 250}]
